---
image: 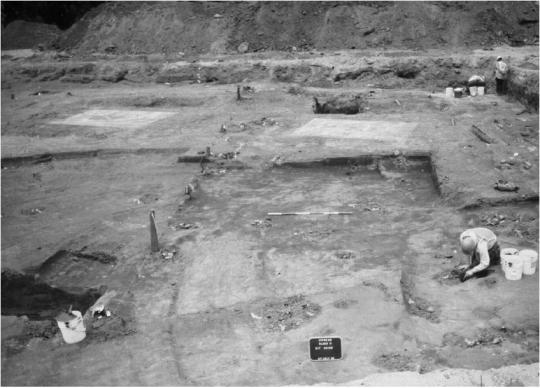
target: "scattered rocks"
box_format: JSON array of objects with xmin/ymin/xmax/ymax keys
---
[
  {"xmin": 173, "ymin": 223, "xmax": 197, "ymax": 230},
  {"xmin": 481, "ymin": 213, "xmax": 507, "ymax": 226},
  {"xmin": 256, "ymin": 295, "xmax": 321, "ymax": 332},
  {"xmin": 464, "ymin": 330, "xmax": 504, "ymax": 347},
  {"xmin": 251, "ymin": 218, "xmax": 272, "ymax": 228},
  {"xmin": 160, "ymin": 249, "xmax": 176, "ymax": 260},
  {"xmin": 20, "ymin": 207, "xmax": 45, "ymax": 216},
  {"xmin": 250, "ymin": 117, "xmax": 278, "ymax": 127},
  {"xmin": 494, "ymin": 180, "xmax": 519, "ymax": 192},
  {"xmin": 334, "ymin": 250, "xmax": 355, "ymax": 260}
]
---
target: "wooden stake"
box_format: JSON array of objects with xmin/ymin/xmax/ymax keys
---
[
  {"xmin": 149, "ymin": 210, "xmax": 159, "ymax": 252},
  {"xmin": 236, "ymin": 85, "xmax": 242, "ymax": 101}
]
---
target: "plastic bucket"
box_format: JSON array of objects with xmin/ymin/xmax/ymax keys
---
[
  {"xmin": 501, "ymin": 247, "xmax": 519, "ymax": 271},
  {"xmin": 470, "ymin": 86, "xmax": 478, "ymax": 97},
  {"xmin": 445, "ymin": 87, "xmax": 454, "ymax": 98},
  {"xmin": 519, "ymin": 249, "xmax": 538, "ymax": 275},
  {"xmin": 56, "ymin": 310, "xmax": 86, "ymax": 344},
  {"xmin": 504, "ymin": 255, "xmax": 523, "ymax": 280},
  {"xmin": 477, "ymin": 86, "xmax": 485, "ymax": 96}
]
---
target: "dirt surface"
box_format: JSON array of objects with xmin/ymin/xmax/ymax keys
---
[
  {"xmin": 1, "ymin": 8, "xmax": 539, "ymax": 385},
  {"xmin": 1, "ymin": 20, "xmax": 61, "ymax": 50},
  {"xmin": 44, "ymin": 2, "xmax": 539, "ymax": 55}
]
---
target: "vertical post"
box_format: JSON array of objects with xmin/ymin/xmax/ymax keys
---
[{"xmin": 149, "ymin": 210, "xmax": 159, "ymax": 252}]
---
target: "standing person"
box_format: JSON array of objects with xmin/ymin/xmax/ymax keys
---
[
  {"xmin": 495, "ymin": 56, "xmax": 509, "ymax": 95},
  {"xmin": 458, "ymin": 227, "xmax": 500, "ymax": 282}
]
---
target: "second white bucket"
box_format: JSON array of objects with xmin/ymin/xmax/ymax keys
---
[
  {"xmin": 477, "ymin": 86, "xmax": 485, "ymax": 96},
  {"xmin": 519, "ymin": 249, "xmax": 538, "ymax": 275},
  {"xmin": 445, "ymin": 87, "xmax": 454, "ymax": 98},
  {"xmin": 470, "ymin": 86, "xmax": 478, "ymax": 96}
]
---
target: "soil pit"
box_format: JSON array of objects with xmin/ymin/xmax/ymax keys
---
[
  {"xmin": 33, "ymin": 249, "xmax": 117, "ymax": 292},
  {"xmin": 172, "ymin": 157, "xmax": 443, "ymax": 313},
  {"xmin": 165, "ymin": 157, "xmax": 537, "ymax": 384},
  {"xmin": 1, "ymin": 269, "xmax": 102, "ymax": 320}
]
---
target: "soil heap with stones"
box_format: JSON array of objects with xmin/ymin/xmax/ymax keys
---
[{"xmin": 2, "ymin": 1, "xmax": 538, "ymax": 54}]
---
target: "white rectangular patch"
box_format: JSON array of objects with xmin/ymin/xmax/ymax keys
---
[
  {"xmin": 290, "ymin": 118, "xmax": 417, "ymax": 141},
  {"xmin": 51, "ymin": 109, "xmax": 177, "ymax": 129}
]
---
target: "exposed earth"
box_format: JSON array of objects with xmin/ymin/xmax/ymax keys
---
[{"xmin": 1, "ymin": 1, "xmax": 539, "ymax": 386}]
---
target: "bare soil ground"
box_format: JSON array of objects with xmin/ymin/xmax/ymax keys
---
[{"xmin": 1, "ymin": 44, "xmax": 539, "ymax": 386}]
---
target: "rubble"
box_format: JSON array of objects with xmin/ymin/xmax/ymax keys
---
[{"xmin": 494, "ymin": 180, "xmax": 519, "ymax": 192}]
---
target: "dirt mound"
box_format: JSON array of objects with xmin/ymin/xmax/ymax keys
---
[
  {"xmin": 53, "ymin": 1, "xmax": 538, "ymax": 55},
  {"xmin": 1, "ymin": 20, "xmax": 61, "ymax": 50}
]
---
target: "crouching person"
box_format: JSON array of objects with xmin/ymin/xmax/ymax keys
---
[{"xmin": 458, "ymin": 227, "xmax": 500, "ymax": 282}]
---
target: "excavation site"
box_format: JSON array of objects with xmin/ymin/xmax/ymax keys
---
[{"xmin": 1, "ymin": 1, "xmax": 539, "ymax": 386}]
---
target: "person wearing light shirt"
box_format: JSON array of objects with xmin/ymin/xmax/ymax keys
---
[
  {"xmin": 459, "ymin": 227, "xmax": 500, "ymax": 281},
  {"xmin": 494, "ymin": 56, "xmax": 509, "ymax": 95}
]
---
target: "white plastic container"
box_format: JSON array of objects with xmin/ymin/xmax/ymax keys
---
[
  {"xmin": 477, "ymin": 86, "xmax": 485, "ymax": 96},
  {"xmin": 519, "ymin": 249, "xmax": 538, "ymax": 275},
  {"xmin": 501, "ymin": 247, "xmax": 519, "ymax": 271},
  {"xmin": 56, "ymin": 310, "xmax": 86, "ymax": 344},
  {"xmin": 504, "ymin": 255, "xmax": 524, "ymax": 280},
  {"xmin": 445, "ymin": 87, "xmax": 454, "ymax": 98},
  {"xmin": 470, "ymin": 86, "xmax": 478, "ymax": 96}
]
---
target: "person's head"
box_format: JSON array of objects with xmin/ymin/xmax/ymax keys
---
[
  {"xmin": 497, "ymin": 56, "xmax": 503, "ymax": 62},
  {"xmin": 460, "ymin": 235, "xmax": 477, "ymax": 255}
]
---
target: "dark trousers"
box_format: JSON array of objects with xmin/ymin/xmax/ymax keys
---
[
  {"xmin": 469, "ymin": 242, "xmax": 501, "ymax": 277},
  {"xmin": 496, "ymin": 78, "xmax": 507, "ymax": 95}
]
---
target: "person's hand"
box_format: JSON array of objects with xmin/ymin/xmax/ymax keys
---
[{"xmin": 460, "ymin": 270, "xmax": 474, "ymax": 282}]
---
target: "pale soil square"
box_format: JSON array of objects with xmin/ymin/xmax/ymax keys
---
[
  {"xmin": 51, "ymin": 109, "xmax": 177, "ymax": 129},
  {"xmin": 290, "ymin": 118, "xmax": 417, "ymax": 141}
]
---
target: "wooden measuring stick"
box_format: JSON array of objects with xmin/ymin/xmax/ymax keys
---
[{"xmin": 267, "ymin": 211, "xmax": 353, "ymax": 216}]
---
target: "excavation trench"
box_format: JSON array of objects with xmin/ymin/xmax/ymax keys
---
[
  {"xmin": 1, "ymin": 249, "xmax": 118, "ymax": 320},
  {"xmin": 1, "ymin": 270, "xmax": 102, "ymax": 321},
  {"xmin": 175, "ymin": 155, "xmax": 443, "ymax": 312}
]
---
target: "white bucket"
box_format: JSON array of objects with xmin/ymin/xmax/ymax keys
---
[
  {"xmin": 470, "ymin": 86, "xmax": 478, "ymax": 97},
  {"xmin": 445, "ymin": 87, "xmax": 454, "ymax": 98},
  {"xmin": 56, "ymin": 310, "xmax": 86, "ymax": 344},
  {"xmin": 501, "ymin": 247, "xmax": 519, "ymax": 271},
  {"xmin": 519, "ymin": 249, "xmax": 538, "ymax": 275},
  {"xmin": 477, "ymin": 86, "xmax": 485, "ymax": 96},
  {"xmin": 504, "ymin": 255, "xmax": 523, "ymax": 281}
]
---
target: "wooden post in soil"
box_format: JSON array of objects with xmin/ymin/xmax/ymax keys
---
[{"xmin": 149, "ymin": 210, "xmax": 159, "ymax": 252}]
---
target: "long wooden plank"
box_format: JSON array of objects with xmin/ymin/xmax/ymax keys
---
[{"xmin": 267, "ymin": 211, "xmax": 353, "ymax": 216}]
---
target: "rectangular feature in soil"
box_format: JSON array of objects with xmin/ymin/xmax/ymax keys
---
[
  {"xmin": 51, "ymin": 109, "xmax": 177, "ymax": 129},
  {"xmin": 290, "ymin": 118, "xmax": 417, "ymax": 141}
]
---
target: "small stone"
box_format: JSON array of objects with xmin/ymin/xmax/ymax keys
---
[
  {"xmin": 465, "ymin": 338, "xmax": 476, "ymax": 347},
  {"xmin": 237, "ymin": 42, "xmax": 249, "ymax": 53},
  {"xmin": 427, "ymin": 306, "xmax": 435, "ymax": 313}
]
